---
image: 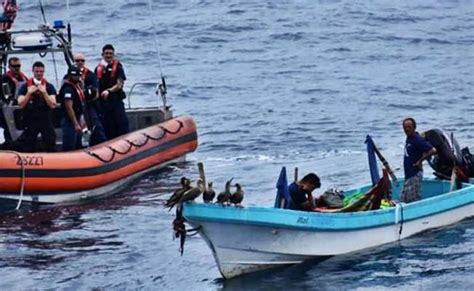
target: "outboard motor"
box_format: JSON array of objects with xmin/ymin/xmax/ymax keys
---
[
  {"xmin": 424, "ymin": 129, "xmax": 473, "ymax": 179},
  {"xmin": 461, "ymin": 147, "xmax": 474, "ymax": 178}
]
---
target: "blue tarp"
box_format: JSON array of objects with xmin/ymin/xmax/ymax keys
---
[
  {"xmin": 366, "ymin": 135, "xmax": 380, "ymax": 186},
  {"xmin": 274, "ymin": 166, "xmax": 290, "ymax": 208}
]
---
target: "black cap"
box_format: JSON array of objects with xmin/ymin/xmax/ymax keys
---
[{"xmin": 68, "ymin": 65, "xmax": 81, "ymax": 77}]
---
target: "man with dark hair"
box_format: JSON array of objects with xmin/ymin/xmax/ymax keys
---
[
  {"xmin": 0, "ymin": 57, "xmax": 28, "ymax": 144},
  {"xmin": 288, "ymin": 173, "xmax": 321, "ymax": 211},
  {"xmin": 17, "ymin": 61, "xmax": 57, "ymax": 152},
  {"xmin": 401, "ymin": 117, "xmax": 437, "ymax": 203},
  {"xmin": 95, "ymin": 44, "xmax": 129, "ymax": 139}
]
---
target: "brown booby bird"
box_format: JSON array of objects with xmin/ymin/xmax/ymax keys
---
[
  {"xmin": 179, "ymin": 179, "xmax": 204, "ymax": 204},
  {"xmin": 165, "ymin": 177, "xmax": 191, "ymax": 211},
  {"xmin": 203, "ymin": 182, "xmax": 216, "ymax": 203},
  {"xmin": 216, "ymin": 178, "xmax": 233, "ymax": 206},
  {"xmin": 230, "ymin": 183, "xmax": 244, "ymax": 207}
]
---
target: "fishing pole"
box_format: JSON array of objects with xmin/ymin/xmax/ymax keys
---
[
  {"xmin": 38, "ymin": 0, "xmax": 60, "ymax": 88},
  {"xmin": 146, "ymin": 0, "xmax": 168, "ymax": 108}
]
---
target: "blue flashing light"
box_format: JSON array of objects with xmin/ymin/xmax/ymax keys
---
[{"xmin": 53, "ymin": 19, "xmax": 65, "ymax": 29}]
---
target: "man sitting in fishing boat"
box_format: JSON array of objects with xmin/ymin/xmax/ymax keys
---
[
  {"xmin": 401, "ymin": 117, "xmax": 437, "ymax": 203},
  {"xmin": 288, "ymin": 173, "xmax": 322, "ymax": 211}
]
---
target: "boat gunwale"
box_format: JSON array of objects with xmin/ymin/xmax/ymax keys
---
[{"xmin": 184, "ymin": 180, "xmax": 474, "ymax": 231}]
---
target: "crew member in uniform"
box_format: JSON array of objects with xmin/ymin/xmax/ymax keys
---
[
  {"xmin": 95, "ymin": 44, "xmax": 129, "ymax": 139},
  {"xmin": 61, "ymin": 53, "xmax": 106, "ymax": 147},
  {"xmin": 58, "ymin": 65, "xmax": 87, "ymax": 151},
  {"xmin": 17, "ymin": 61, "xmax": 57, "ymax": 152},
  {"xmin": 0, "ymin": 57, "xmax": 28, "ymax": 145}
]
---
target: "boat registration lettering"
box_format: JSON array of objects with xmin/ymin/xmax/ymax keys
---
[
  {"xmin": 16, "ymin": 156, "xmax": 44, "ymax": 166},
  {"xmin": 296, "ymin": 216, "xmax": 309, "ymax": 224}
]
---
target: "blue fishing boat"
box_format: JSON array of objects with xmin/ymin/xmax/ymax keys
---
[
  {"xmin": 183, "ymin": 178, "xmax": 474, "ymax": 279},
  {"xmin": 182, "ymin": 136, "xmax": 474, "ymax": 279}
]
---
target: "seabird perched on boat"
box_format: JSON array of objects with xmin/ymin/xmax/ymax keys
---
[
  {"xmin": 217, "ymin": 178, "xmax": 233, "ymax": 206},
  {"xmin": 179, "ymin": 179, "xmax": 204, "ymax": 204},
  {"xmin": 230, "ymin": 183, "xmax": 244, "ymax": 207},
  {"xmin": 165, "ymin": 177, "xmax": 191, "ymax": 211},
  {"xmin": 203, "ymin": 182, "xmax": 216, "ymax": 203}
]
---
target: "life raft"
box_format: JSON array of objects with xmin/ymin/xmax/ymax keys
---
[{"xmin": 0, "ymin": 115, "xmax": 198, "ymax": 204}]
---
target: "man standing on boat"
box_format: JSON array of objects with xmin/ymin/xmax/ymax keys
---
[
  {"xmin": 0, "ymin": 57, "xmax": 28, "ymax": 145},
  {"xmin": 59, "ymin": 65, "xmax": 105, "ymax": 151},
  {"xmin": 17, "ymin": 61, "xmax": 57, "ymax": 152},
  {"xmin": 73, "ymin": 53, "xmax": 106, "ymax": 146},
  {"xmin": 95, "ymin": 44, "xmax": 129, "ymax": 139},
  {"xmin": 401, "ymin": 117, "xmax": 437, "ymax": 203}
]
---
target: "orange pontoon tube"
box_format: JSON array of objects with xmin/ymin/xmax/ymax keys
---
[{"xmin": 0, "ymin": 115, "xmax": 198, "ymax": 204}]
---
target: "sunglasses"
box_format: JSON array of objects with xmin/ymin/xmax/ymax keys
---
[
  {"xmin": 75, "ymin": 59, "xmax": 85, "ymax": 62},
  {"xmin": 11, "ymin": 64, "xmax": 21, "ymax": 68}
]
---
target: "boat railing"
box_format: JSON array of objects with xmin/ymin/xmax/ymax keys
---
[
  {"xmin": 127, "ymin": 81, "xmax": 167, "ymax": 109},
  {"xmin": 0, "ymin": 25, "xmax": 74, "ymax": 66}
]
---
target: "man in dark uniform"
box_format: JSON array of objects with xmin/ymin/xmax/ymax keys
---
[
  {"xmin": 0, "ymin": 57, "xmax": 28, "ymax": 144},
  {"xmin": 95, "ymin": 44, "xmax": 129, "ymax": 139},
  {"xmin": 74, "ymin": 53, "xmax": 106, "ymax": 146},
  {"xmin": 59, "ymin": 65, "xmax": 86, "ymax": 151},
  {"xmin": 17, "ymin": 61, "xmax": 57, "ymax": 152},
  {"xmin": 59, "ymin": 63, "xmax": 106, "ymax": 151},
  {"xmin": 1, "ymin": 57, "xmax": 27, "ymax": 103}
]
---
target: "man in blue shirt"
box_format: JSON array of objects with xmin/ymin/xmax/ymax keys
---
[
  {"xmin": 288, "ymin": 173, "xmax": 321, "ymax": 211},
  {"xmin": 401, "ymin": 117, "xmax": 437, "ymax": 203}
]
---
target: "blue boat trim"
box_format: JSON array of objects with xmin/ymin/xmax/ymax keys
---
[{"xmin": 183, "ymin": 180, "xmax": 474, "ymax": 232}]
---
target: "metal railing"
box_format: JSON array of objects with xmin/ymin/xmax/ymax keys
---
[{"xmin": 127, "ymin": 81, "xmax": 165, "ymax": 109}]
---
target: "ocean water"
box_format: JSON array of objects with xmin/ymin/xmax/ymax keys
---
[{"xmin": 1, "ymin": 0, "xmax": 473, "ymax": 289}]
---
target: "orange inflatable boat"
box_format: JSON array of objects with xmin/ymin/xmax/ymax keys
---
[{"xmin": 0, "ymin": 115, "xmax": 198, "ymax": 205}]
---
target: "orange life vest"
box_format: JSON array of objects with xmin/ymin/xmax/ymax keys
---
[
  {"xmin": 6, "ymin": 70, "xmax": 28, "ymax": 88},
  {"xmin": 96, "ymin": 60, "xmax": 119, "ymax": 80},
  {"xmin": 62, "ymin": 80, "xmax": 86, "ymax": 103},
  {"xmin": 26, "ymin": 77, "xmax": 46, "ymax": 87},
  {"xmin": 81, "ymin": 67, "xmax": 89, "ymax": 80},
  {"xmin": 24, "ymin": 78, "xmax": 49, "ymax": 113}
]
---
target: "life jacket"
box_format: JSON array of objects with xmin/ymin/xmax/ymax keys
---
[
  {"xmin": 96, "ymin": 59, "xmax": 119, "ymax": 81},
  {"xmin": 24, "ymin": 78, "xmax": 50, "ymax": 116},
  {"xmin": 78, "ymin": 66, "xmax": 99, "ymax": 100},
  {"xmin": 59, "ymin": 80, "xmax": 86, "ymax": 118},
  {"xmin": 62, "ymin": 80, "xmax": 86, "ymax": 103},
  {"xmin": 96, "ymin": 59, "xmax": 125, "ymax": 100},
  {"xmin": 5, "ymin": 70, "xmax": 28, "ymax": 88},
  {"xmin": 81, "ymin": 67, "xmax": 89, "ymax": 80},
  {"xmin": 26, "ymin": 77, "xmax": 46, "ymax": 87}
]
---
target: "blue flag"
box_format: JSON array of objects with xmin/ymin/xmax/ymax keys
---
[
  {"xmin": 274, "ymin": 166, "xmax": 290, "ymax": 208},
  {"xmin": 366, "ymin": 135, "xmax": 380, "ymax": 186}
]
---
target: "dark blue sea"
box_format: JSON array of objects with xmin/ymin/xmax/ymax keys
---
[{"xmin": 1, "ymin": 0, "xmax": 473, "ymax": 289}]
